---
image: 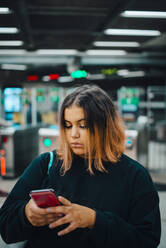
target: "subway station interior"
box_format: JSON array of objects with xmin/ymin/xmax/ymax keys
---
[{"xmin": 0, "ymin": 0, "xmax": 166, "ymax": 247}]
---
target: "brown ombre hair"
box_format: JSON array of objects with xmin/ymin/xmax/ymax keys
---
[{"xmin": 57, "ymin": 84, "xmax": 125, "ymax": 174}]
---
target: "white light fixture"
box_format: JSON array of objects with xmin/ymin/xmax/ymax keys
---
[
  {"xmin": 121, "ymin": 11, "xmax": 166, "ymax": 19},
  {"xmin": 93, "ymin": 41, "xmax": 139, "ymax": 47},
  {"xmin": 42, "ymin": 76, "xmax": 50, "ymax": 82},
  {"xmin": 126, "ymin": 71, "xmax": 145, "ymax": 77},
  {"xmin": 117, "ymin": 69, "xmax": 130, "ymax": 76},
  {"xmin": 0, "ymin": 41, "xmax": 23, "ymax": 46},
  {"xmin": 1, "ymin": 64, "xmax": 27, "ymax": 71},
  {"xmin": 104, "ymin": 29, "xmax": 161, "ymax": 36},
  {"xmin": 0, "ymin": 8, "xmax": 11, "ymax": 14},
  {"xmin": 117, "ymin": 69, "xmax": 145, "ymax": 77},
  {"xmin": 0, "ymin": 49, "xmax": 27, "ymax": 55},
  {"xmin": 36, "ymin": 49, "xmax": 78, "ymax": 55},
  {"xmin": 87, "ymin": 74, "xmax": 105, "ymax": 80},
  {"xmin": 86, "ymin": 50, "xmax": 127, "ymax": 56},
  {"xmin": 58, "ymin": 76, "xmax": 73, "ymax": 83},
  {"xmin": 0, "ymin": 27, "xmax": 19, "ymax": 34}
]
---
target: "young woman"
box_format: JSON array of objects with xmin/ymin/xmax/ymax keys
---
[{"xmin": 0, "ymin": 85, "xmax": 161, "ymax": 248}]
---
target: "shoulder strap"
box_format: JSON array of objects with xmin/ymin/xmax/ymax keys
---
[{"xmin": 47, "ymin": 151, "xmax": 54, "ymax": 175}]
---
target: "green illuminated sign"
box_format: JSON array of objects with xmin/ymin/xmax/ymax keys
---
[
  {"xmin": 101, "ymin": 68, "xmax": 118, "ymax": 75},
  {"xmin": 36, "ymin": 88, "xmax": 45, "ymax": 102},
  {"xmin": 120, "ymin": 87, "xmax": 140, "ymax": 106},
  {"xmin": 43, "ymin": 138, "xmax": 52, "ymax": 147},
  {"xmin": 71, "ymin": 70, "xmax": 87, "ymax": 78},
  {"xmin": 49, "ymin": 87, "xmax": 59, "ymax": 102}
]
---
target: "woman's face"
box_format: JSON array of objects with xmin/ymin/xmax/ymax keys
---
[{"xmin": 64, "ymin": 105, "xmax": 88, "ymax": 156}]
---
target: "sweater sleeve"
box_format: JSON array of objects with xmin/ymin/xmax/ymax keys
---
[
  {"xmin": 88, "ymin": 169, "xmax": 161, "ymax": 248},
  {"xmin": 0, "ymin": 152, "xmax": 50, "ymax": 244}
]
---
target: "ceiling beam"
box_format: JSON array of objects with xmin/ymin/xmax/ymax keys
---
[
  {"xmin": 28, "ymin": 7, "xmax": 106, "ymax": 17},
  {"xmin": 10, "ymin": 0, "xmax": 35, "ymax": 50},
  {"xmin": 0, "ymin": 53, "xmax": 166, "ymax": 67},
  {"xmin": 80, "ymin": 0, "xmax": 135, "ymax": 51}
]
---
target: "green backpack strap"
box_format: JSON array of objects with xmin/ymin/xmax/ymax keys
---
[{"xmin": 47, "ymin": 151, "xmax": 54, "ymax": 175}]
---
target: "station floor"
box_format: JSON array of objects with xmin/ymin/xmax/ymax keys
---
[{"xmin": 0, "ymin": 176, "xmax": 166, "ymax": 248}]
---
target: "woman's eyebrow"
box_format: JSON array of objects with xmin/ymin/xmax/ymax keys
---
[{"xmin": 64, "ymin": 118, "xmax": 86, "ymax": 122}]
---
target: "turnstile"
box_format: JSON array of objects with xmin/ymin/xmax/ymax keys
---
[
  {"xmin": 0, "ymin": 126, "xmax": 150, "ymax": 197},
  {"xmin": 38, "ymin": 127, "xmax": 147, "ymax": 166},
  {"xmin": 125, "ymin": 128, "xmax": 148, "ymax": 168},
  {"xmin": 38, "ymin": 126, "xmax": 59, "ymax": 154},
  {"xmin": 125, "ymin": 130, "xmax": 138, "ymax": 161},
  {"xmin": 0, "ymin": 126, "xmax": 39, "ymax": 178}
]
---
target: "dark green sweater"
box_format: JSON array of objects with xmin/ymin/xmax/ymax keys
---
[{"xmin": 0, "ymin": 152, "xmax": 161, "ymax": 248}]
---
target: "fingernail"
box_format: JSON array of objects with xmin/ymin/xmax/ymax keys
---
[{"xmin": 58, "ymin": 214, "xmax": 63, "ymax": 217}]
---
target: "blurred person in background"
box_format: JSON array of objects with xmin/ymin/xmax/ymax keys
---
[
  {"xmin": 0, "ymin": 84, "xmax": 161, "ymax": 248},
  {"xmin": 25, "ymin": 101, "xmax": 42, "ymax": 125}
]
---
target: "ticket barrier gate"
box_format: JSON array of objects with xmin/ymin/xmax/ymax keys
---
[
  {"xmin": 125, "ymin": 130, "xmax": 138, "ymax": 161},
  {"xmin": 38, "ymin": 127, "xmax": 147, "ymax": 167},
  {"xmin": 125, "ymin": 128, "xmax": 148, "ymax": 167},
  {"xmin": 38, "ymin": 127, "xmax": 139, "ymax": 160},
  {"xmin": 38, "ymin": 126, "xmax": 59, "ymax": 154},
  {"xmin": 0, "ymin": 126, "xmax": 39, "ymax": 178}
]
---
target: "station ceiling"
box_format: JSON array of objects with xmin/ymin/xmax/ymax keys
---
[{"xmin": 0, "ymin": 0, "xmax": 166, "ymax": 87}]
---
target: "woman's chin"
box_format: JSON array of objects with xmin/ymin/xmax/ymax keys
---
[{"xmin": 72, "ymin": 148, "xmax": 85, "ymax": 156}]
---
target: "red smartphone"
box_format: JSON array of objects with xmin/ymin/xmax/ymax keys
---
[{"xmin": 29, "ymin": 188, "xmax": 61, "ymax": 208}]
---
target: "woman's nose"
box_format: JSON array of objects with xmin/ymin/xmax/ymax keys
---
[{"xmin": 71, "ymin": 126, "xmax": 80, "ymax": 138}]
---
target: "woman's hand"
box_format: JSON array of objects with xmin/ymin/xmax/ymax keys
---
[
  {"xmin": 47, "ymin": 196, "xmax": 96, "ymax": 236},
  {"xmin": 25, "ymin": 199, "xmax": 61, "ymax": 226}
]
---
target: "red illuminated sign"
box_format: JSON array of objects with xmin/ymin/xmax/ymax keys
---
[
  {"xmin": 0, "ymin": 155, "xmax": 6, "ymax": 176},
  {"xmin": 49, "ymin": 74, "xmax": 60, "ymax": 80},
  {"xmin": 27, "ymin": 75, "xmax": 39, "ymax": 81}
]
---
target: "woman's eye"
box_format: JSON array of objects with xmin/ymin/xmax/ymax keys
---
[
  {"xmin": 65, "ymin": 125, "xmax": 72, "ymax": 128},
  {"xmin": 64, "ymin": 123, "xmax": 87, "ymax": 129},
  {"xmin": 80, "ymin": 125, "xmax": 87, "ymax": 128}
]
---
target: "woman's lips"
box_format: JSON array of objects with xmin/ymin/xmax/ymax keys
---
[{"xmin": 71, "ymin": 143, "xmax": 83, "ymax": 148}]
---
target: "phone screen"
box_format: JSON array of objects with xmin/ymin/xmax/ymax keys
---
[{"xmin": 29, "ymin": 189, "xmax": 61, "ymax": 208}]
